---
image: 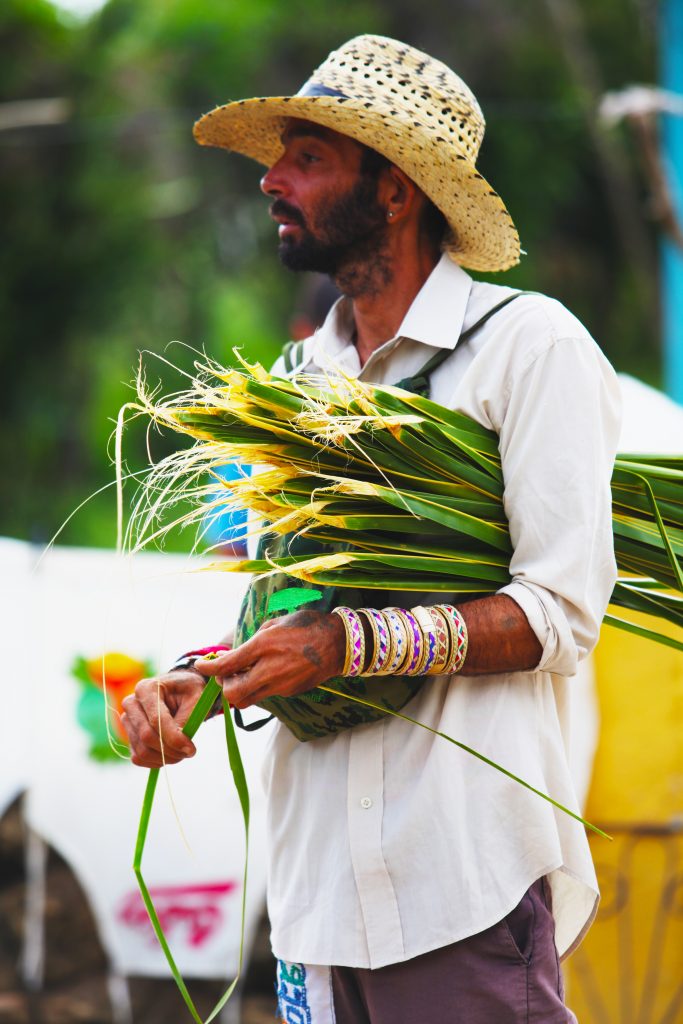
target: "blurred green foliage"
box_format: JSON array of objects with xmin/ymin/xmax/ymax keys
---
[{"xmin": 1, "ymin": 0, "xmax": 660, "ymax": 548}]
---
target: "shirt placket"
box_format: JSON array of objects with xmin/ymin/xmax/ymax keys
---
[{"xmin": 347, "ymin": 721, "xmax": 405, "ymax": 966}]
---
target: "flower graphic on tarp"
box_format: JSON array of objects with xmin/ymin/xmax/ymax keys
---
[{"xmin": 71, "ymin": 652, "xmax": 154, "ymax": 762}]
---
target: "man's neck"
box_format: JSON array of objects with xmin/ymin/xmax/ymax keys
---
[{"xmin": 348, "ymin": 249, "xmax": 440, "ymax": 367}]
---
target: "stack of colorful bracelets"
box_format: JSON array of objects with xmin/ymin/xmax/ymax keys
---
[{"xmin": 332, "ymin": 604, "xmax": 468, "ymax": 678}]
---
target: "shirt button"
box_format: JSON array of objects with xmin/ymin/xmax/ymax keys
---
[{"xmin": 360, "ymin": 797, "xmax": 373, "ymax": 809}]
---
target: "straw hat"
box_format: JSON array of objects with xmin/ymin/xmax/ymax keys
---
[{"xmin": 194, "ymin": 35, "xmax": 520, "ymax": 273}]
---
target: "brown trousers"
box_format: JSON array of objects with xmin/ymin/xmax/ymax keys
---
[{"xmin": 331, "ymin": 878, "xmax": 578, "ymax": 1024}]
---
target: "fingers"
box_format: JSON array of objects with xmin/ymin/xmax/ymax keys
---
[
  {"xmin": 216, "ymin": 660, "xmax": 283, "ymax": 709},
  {"xmin": 217, "ymin": 660, "xmax": 311, "ymax": 709},
  {"xmin": 121, "ymin": 672, "xmax": 203, "ymax": 768},
  {"xmin": 193, "ymin": 614, "xmax": 296, "ymax": 678},
  {"xmin": 218, "ymin": 670, "xmax": 259, "ymax": 710},
  {"xmin": 194, "ymin": 642, "xmax": 255, "ymax": 679},
  {"xmin": 122, "ymin": 706, "xmax": 191, "ymax": 768}
]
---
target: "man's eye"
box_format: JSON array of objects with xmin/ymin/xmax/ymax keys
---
[{"xmin": 302, "ymin": 152, "xmax": 320, "ymax": 164}]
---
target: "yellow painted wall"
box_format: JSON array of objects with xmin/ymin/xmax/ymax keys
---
[{"xmin": 565, "ymin": 614, "xmax": 683, "ymax": 1023}]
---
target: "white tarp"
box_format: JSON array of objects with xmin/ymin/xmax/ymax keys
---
[
  {"xmin": 0, "ymin": 537, "xmax": 36, "ymax": 817},
  {"xmin": 618, "ymin": 373, "xmax": 683, "ymax": 451},
  {"xmin": 22, "ymin": 543, "xmax": 269, "ymax": 979}
]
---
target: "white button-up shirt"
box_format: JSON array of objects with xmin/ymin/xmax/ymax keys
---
[{"xmin": 255, "ymin": 254, "xmax": 621, "ymax": 969}]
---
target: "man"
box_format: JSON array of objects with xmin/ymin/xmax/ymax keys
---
[{"xmin": 122, "ymin": 35, "xmax": 621, "ymax": 1023}]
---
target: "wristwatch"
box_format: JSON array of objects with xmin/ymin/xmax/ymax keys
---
[
  {"xmin": 167, "ymin": 647, "xmax": 232, "ymax": 717},
  {"xmin": 168, "ymin": 654, "xmax": 202, "ymax": 672}
]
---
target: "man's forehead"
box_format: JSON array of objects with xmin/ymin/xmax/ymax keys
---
[{"xmin": 280, "ymin": 118, "xmax": 358, "ymax": 148}]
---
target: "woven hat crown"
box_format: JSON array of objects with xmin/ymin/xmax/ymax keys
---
[{"xmin": 300, "ymin": 36, "xmax": 486, "ymax": 166}]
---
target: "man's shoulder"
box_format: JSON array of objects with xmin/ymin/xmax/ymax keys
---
[
  {"xmin": 450, "ymin": 281, "xmax": 621, "ymax": 421},
  {"xmin": 468, "ymin": 281, "xmax": 594, "ymax": 347}
]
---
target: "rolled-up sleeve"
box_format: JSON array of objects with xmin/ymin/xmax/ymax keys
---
[{"xmin": 497, "ymin": 335, "xmax": 622, "ymax": 676}]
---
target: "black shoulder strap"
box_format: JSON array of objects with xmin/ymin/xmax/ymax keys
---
[
  {"xmin": 394, "ymin": 291, "xmax": 528, "ymax": 397},
  {"xmin": 233, "ymin": 706, "xmax": 274, "ymax": 732}
]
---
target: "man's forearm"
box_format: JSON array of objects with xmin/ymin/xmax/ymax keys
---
[
  {"xmin": 457, "ymin": 594, "xmax": 542, "ymax": 675},
  {"xmin": 349, "ymin": 596, "xmax": 542, "ymax": 678},
  {"xmin": 190, "ymin": 596, "xmax": 543, "ymax": 710}
]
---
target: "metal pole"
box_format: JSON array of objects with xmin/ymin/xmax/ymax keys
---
[{"xmin": 662, "ymin": 0, "xmax": 683, "ymax": 402}]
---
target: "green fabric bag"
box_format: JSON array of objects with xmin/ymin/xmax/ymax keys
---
[{"xmin": 233, "ymin": 530, "xmax": 424, "ymax": 740}]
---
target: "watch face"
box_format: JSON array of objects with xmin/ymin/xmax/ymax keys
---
[{"xmin": 171, "ymin": 656, "xmax": 198, "ymax": 671}]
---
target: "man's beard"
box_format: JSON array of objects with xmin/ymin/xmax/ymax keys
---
[{"xmin": 271, "ymin": 176, "xmax": 392, "ymax": 297}]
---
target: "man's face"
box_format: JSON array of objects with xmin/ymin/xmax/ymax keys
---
[{"xmin": 260, "ymin": 119, "xmax": 388, "ymax": 277}]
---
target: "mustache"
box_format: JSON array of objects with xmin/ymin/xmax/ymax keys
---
[{"xmin": 269, "ymin": 199, "xmax": 306, "ymax": 227}]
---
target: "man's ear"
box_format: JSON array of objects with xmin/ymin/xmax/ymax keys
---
[{"xmin": 379, "ymin": 165, "xmax": 419, "ymax": 223}]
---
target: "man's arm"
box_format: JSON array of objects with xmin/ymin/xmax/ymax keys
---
[
  {"xmin": 122, "ymin": 597, "xmax": 541, "ymax": 767},
  {"xmin": 189, "ymin": 594, "xmax": 541, "ymax": 709},
  {"xmin": 455, "ymin": 594, "xmax": 542, "ymax": 673}
]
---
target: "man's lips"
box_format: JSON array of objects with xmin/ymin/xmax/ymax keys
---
[
  {"xmin": 278, "ymin": 222, "xmax": 300, "ymax": 239},
  {"xmin": 269, "ymin": 201, "xmax": 305, "ymax": 235}
]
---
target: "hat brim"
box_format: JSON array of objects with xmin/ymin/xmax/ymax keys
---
[{"xmin": 194, "ymin": 95, "xmax": 520, "ymax": 273}]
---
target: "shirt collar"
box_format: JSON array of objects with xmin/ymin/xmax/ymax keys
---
[
  {"xmin": 310, "ymin": 254, "xmax": 472, "ymax": 370},
  {"xmin": 396, "ymin": 254, "xmax": 472, "ymax": 350}
]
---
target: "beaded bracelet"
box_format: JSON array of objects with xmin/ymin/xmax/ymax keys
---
[
  {"xmin": 382, "ymin": 608, "xmax": 410, "ymax": 675},
  {"xmin": 411, "ymin": 606, "xmax": 439, "ymax": 675},
  {"xmin": 390, "ymin": 608, "xmax": 423, "ymax": 675},
  {"xmin": 405, "ymin": 609, "xmax": 427, "ymax": 675},
  {"xmin": 332, "ymin": 607, "xmax": 366, "ymax": 677},
  {"xmin": 426, "ymin": 606, "xmax": 451, "ymax": 675},
  {"xmin": 433, "ymin": 603, "xmax": 458, "ymax": 673},
  {"xmin": 360, "ymin": 608, "xmax": 392, "ymax": 675},
  {"xmin": 436, "ymin": 604, "xmax": 469, "ymax": 674},
  {"xmin": 385, "ymin": 608, "xmax": 415, "ymax": 675}
]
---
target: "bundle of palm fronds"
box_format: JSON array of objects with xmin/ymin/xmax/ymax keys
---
[{"xmin": 120, "ymin": 355, "xmax": 683, "ymax": 651}]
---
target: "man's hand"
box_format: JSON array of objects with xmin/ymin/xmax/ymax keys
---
[
  {"xmin": 121, "ymin": 670, "xmax": 204, "ymax": 768},
  {"xmin": 193, "ymin": 609, "xmax": 346, "ymax": 710}
]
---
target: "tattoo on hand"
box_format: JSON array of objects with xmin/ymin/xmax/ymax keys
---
[{"xmin": 303, "ymin": 643, "xmax": 322, "ymax": 668}]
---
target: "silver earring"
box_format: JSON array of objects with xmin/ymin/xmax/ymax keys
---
[{"xmin": 387, "ymin": 211, "xmax": 395, "ymax": 220}]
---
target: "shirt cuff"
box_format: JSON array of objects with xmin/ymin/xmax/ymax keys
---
[{"xmin": 498, "ymin": 580, "xmax": 579, "ymax": 676}]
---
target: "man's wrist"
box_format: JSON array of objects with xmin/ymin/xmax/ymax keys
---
[
  {"xmin": 327, "ymin": 611, "xmax": 350, "ymax": 676},
  {"xmin": 167, "ymin": 645, "xmax": 232, "ymax": 716},
  {"xmin": 169, "ymin": 654, "xmax": 203, "ymax": 673},
  {"xmin": 169, "ymin": 644, "xmax": 232, "ymax": 672}
]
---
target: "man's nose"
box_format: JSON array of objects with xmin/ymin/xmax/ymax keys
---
[{"xmin": 260, "ymin": 158, "xmax": 287, "ymax": 197}]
